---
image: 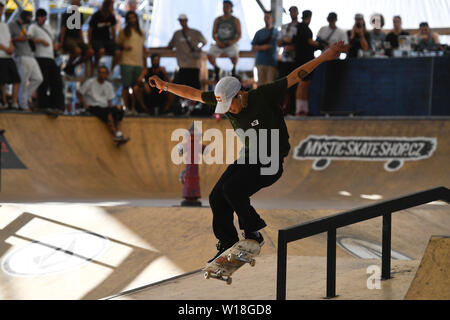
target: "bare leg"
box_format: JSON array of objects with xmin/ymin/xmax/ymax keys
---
[
  {"xmin": 133, "ymin": 85, "xmax": 148, "ymax": 113},
  {"xmin": 12, "ymin": 83, "xmax": 19, "ymax": 105}
]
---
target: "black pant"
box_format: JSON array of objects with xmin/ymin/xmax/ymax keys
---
[
  {"xmin": 208, "ymin": 159, "xmax": 283, "ymax": 246},
  {"xmin": 36, "ymin": 58, "xmax": 65, "ymax": 111}
]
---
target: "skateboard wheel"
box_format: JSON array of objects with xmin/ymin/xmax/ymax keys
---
[
  {"xmin": 226, "ymin": 277, "xmax": 232, "ymax": 285},
  {"xmin": 204, "ymin": 271, "xmax": 210, "ymax": 279},
  {"xmin": 227, "ymin": 253, "xmax": 234, "ymax": 263},
  {"xmin": 250, "ymin": 259, "xmax": 256, "ymax": 267}
]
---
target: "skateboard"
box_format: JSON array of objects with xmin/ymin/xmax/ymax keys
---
[
  {"xmin": 203, "ymin": 239, "xmax": 261, "ymax": 285},
  {"xmin": 115, "ymin": 137, "xmax": 130, "ymax": 147}
]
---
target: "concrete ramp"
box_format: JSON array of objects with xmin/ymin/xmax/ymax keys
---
[{"xmin": 405, "ymin": 236, "xmax": 450, "ymax": 300}]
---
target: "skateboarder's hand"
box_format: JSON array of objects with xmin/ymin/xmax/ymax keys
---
[
  {"xmin": 321, "ymin": 41, "xmax": 349, "ymax": 61},
  {"xmin": 148, "ymin": 75, "xmax": 163, "ymax": 90}
]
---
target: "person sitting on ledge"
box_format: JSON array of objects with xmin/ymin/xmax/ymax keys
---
[{"xmin": 76, "ymin": 65, "xmax": 129, "ymax": 144}]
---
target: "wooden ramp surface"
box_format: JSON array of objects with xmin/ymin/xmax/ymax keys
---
[
  {"xmin": 1, "ymin": 114, "xmax": 449, "ymax": 207},
  {"xmin": 404, "ymin": 236, "xmax": 450, "ymax": 300}
]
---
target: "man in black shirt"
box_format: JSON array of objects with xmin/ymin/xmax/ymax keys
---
[
  {"xmin": 293, "ymin": 10, "xmax": 319, "ymax": 115},
  {"xmin": 148, "ymin": 42, "xmax": 348, "ymax": 262},
  {"xmin": 385, "ymin": 16, "xmax": 409, "ymax": 56},
  {"xmin": 88, "ymin": 0, "xmax": 121, "ymax": 71}
]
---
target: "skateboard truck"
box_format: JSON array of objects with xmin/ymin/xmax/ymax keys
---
[
  {"xmin": 227, "ymin": 253, "xmax": 256, "ymax": 266},
  {"xmin": 204, "ymin": 271, "xmax": 233, "ymax": 285}
]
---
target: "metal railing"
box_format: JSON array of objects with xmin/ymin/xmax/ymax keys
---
[{"xmin": 276, "ymin": 186, "xmax": 450, "ymax": 300}]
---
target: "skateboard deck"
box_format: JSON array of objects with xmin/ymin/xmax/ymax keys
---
[{"xmin": 203, "ymin": 239, "xmax": 261, "ymax": 285}]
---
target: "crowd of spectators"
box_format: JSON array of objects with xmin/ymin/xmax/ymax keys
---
[{"xmin": 0, "ymin": 0, "xmax": 446, "ymax": 120}]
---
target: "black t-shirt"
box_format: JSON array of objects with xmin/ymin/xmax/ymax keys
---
[
  {"xmin": 89, "ymin": 11, "xmax": 116, "ymax": 41},
  {"xmin": 347, "ymin": 30, "xmax": 371, "ymax": 58},
  {"xmin": 386, "ymin": 31, "xmax": 410, "ymax": 49},
  {"xmin": 293, "ymin": 22, "xmax": 315, "ymax": 64},
  {"xmin": 61, "ymin": 12, "xmax": 85, "ymax": 40},
  {"xmin": 201, "ymin": 77, "xmax": 291, "ymax": 160}
]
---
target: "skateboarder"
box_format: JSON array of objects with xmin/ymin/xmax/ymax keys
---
[{"xmin": 148, "ymin": 41, "xmax": 347, "ymax": 262}]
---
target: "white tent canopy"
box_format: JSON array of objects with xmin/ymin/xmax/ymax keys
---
[{"xmin": 149, "ymin": 0, "xmax": 450, "ymax": 72}]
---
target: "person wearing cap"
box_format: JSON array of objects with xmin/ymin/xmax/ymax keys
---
[
  {"xmin": 28, "ymin": 8, "xmax": 65, "ymax": 113},
  {"xmin": 148, "ymin": 41, "xmax": 348, "ymax": 263},
  {"xmin": 9, "ymin": 10, "xmax": 43, "ymax": 110},
  {"xmin": 207, "ymin": 0, "xmax": 242, "ymax": 81},
  {"xmin": 167, "ymin": 14, "xmax": 207, "ymax": 106},
  {"xmin": 0, "ymin": 1, "xmax": 20, "ymax": 110},
  {"xmin": 251, "ymin": 10, "xmax": 279, "ymax": 86},
  {"xmin": 347, "ymin": 13, "xmax": 371, "ymax": 58},
  {"xmin": 316, "ymin": 12, "xmax": 348, "ymax": 51},
  {"xmin": 292, "ymin": 10, "xmax": 320, "ymax": 116}
]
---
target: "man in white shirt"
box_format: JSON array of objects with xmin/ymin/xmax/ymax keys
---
[
  {"xmin": 317, "ymin": 12, "xmax": 348, "ymax": 51},
  {"xmin": 77, "ymin": 66, "xmax": 129, "ymax": 144},
  {"xmin": 28, "ymin": 8, "xmax": 64, "ymax": 113},
  {"xmin": 0, "ymin": 1, "xmax": 20, "ymax": 110}
]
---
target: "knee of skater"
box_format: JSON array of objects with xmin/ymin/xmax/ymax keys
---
[{"xmin": 221, "ymin": 182, "xmax": 237, "ymax": 199}]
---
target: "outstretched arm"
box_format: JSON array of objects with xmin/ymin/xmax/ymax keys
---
[
  {"xmin": 286, "ymin": 41, "xmax": 348, "ymax": 88},
  {"xmin": 148, "ymin": 75, "xmax": 203, "ymax": 103}
]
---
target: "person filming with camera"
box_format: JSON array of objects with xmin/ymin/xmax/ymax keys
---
[{"xmin": 347, "ymin": 13, "xmax": 371, "ymax": 58}]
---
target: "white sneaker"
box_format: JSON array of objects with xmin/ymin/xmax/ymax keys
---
[
  {"xmin": 11, "ymin": 103, "xmax": 19, "ymax": 110},
  {"xmin": 0, "ymin": 102, "xmax": 7, "ymax": 110}
]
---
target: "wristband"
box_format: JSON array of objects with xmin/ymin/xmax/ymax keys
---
[{"xmin": 159, "ymin": 82, "xmax": 166, "ymax": 94}]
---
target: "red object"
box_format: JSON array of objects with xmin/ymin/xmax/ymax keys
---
[{"xmin": 180, "ymin": 127, "xmax": 206, "ymax": 206}]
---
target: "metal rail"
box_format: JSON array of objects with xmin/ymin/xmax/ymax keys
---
[{"xmin": 276, "ymin": 186, "xmax": 450, "ymax": 300}]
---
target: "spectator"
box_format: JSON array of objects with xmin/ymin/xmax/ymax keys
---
[
  {"xmin": 168, "ymin": 14, "xmax": 207, "ymax": 90},
  {"xmin": 385, "ymin": 16, "xmax": 409, "ymax": 55},
  {"xmin": 207, "ymin": 0, "xmax": 242, "ymax": 80},
  {"xmin": 88, "ymin": 0, "xmax": 121, "ymax": 71},
  {"xmin": 251, "ymin": 11, "xmax": 279, "ymax": 86},
  {"xmin": 60, "ymin": 0, "xmax": 94, "ymax": 77},
  {"xmin": 278, "ymin": 5, "xmax": 299, "ymax": 115},
  {"xmin": 9, "ymin": 10, "xmax": 43, "ymax": 110},
  {"xmin": 0, "ymin": 1, "xmax": 20, "ymax": 110},
  {"xmin": 28, "ymin": 9, "xmax": 65, "ymax": 113},
  {"xmin": 347, "ymin": 13, "xmax": 371, "ymax": 58},
  {"xmin": 117, "ymin": 10, "xmax": 146, "ymax": 115},
  {"xmin": 293, "ymin": 10, "xmax": 319, "ymax": 116},
  {"xmin": 134, "ymin": 53, "xmax": 171, "ymax": 115},
  {"xmin": 317, "ymin": 12, "xmax": 348, "ymax": 51},
  {"xmin": 369, "ymin": 13, "xmax": 386, "ymax": 52},
  {"xmin": 415, "ymin": 22, "xmax": 440, "ymax": 51},
  {"xmin": 77, "ymin": 66, "xmax": 128, "ymax": 143},
  {"xmin": 168, "ymin": 13, "xmax": 207, "ymax": 114}
]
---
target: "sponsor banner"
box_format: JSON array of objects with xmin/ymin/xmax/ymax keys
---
[
  {"xmin": 1, "ymin": 133, "xmax": 27, "ymax": 169},
  {"xmin": 294, "ymin": 135, "xmax": 437, "ymax": 171}
]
